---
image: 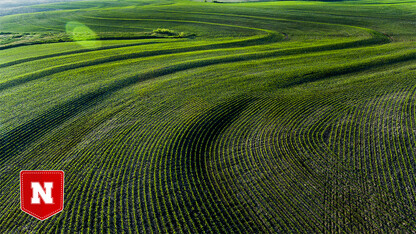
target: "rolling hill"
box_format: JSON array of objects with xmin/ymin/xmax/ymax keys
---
[{"xmin": 1, "ymin": 0, "xmax": 416, "ymax": 232}]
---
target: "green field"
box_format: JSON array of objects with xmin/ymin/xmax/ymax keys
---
[{"xmin": 1, "ymin": 0, "xmax": 416, "ymax": 232}]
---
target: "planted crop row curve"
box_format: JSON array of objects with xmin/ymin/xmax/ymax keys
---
[
  {"xmin": 0, "ymin": 52, "xmax": 416, "ymax": 231},
  {"xmin": 2, "ymin": 0, "xmax": 416, "ymax": 232}
]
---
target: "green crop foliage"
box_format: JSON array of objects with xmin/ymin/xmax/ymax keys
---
[{"xmin": 1, "ymin": 0, "xmax": 416, "ymax": 232}]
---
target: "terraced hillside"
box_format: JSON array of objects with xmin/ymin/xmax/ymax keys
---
[{"xmin": 1, "ymin": 0, "xmax": 416, "ymax": 232}]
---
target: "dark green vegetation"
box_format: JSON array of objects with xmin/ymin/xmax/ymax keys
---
[{"xmin": 1, "ymin": 0, "xmax": 416, "ymax": 232}]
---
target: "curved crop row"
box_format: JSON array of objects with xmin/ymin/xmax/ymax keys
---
[{"xmin": 2, "ymin": 1, "xmax": 416, "ymax": 232}]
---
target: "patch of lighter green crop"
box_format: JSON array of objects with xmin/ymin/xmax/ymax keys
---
[{"xmin": 65, "ymin": 21, "xmax": 101, "ymax": 49}]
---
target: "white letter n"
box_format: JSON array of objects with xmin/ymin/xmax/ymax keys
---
[{"xmin": 31, "ymin": 182, "xmax": 53, "ymax": 204}]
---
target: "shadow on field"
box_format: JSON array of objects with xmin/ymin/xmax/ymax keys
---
[
  {"xmin": 278, "ymin": 51, "xmax": 416, "ymax": 89},
  {"xmin": 178, "ymin": 97, "xmax": 254, "ymax": 176},
  {"xmin": 0, "ymin": 30, "xmax": 386, "ymax": 93},
  {"xmin": 0, "ymin": 30, "xmax": 401, "ymax": 163},
  {"xmin": 0, "ymin": 32, "xmax": 281, "ymax": 92},
  {"xmin": 0, "ymin": 52, "xmax": 257, "ymax": 163},
  {"xmin": 169, "ymin": 96, "xmax": 262, "ymax": 232},
  {"xmin": 0, "ymin": 41, "xmax": 164, "ymax": 69}
]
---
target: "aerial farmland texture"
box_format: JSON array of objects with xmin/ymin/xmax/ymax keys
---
[{"xmin": 1, "ymin": 0, "xmax": 416, "ymax": 232}]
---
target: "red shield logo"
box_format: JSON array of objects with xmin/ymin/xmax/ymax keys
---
[{"xmin": 20, "ymin": 170, "xmax": 64, "ymax": 221}]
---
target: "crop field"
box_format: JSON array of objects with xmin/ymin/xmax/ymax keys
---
[{"xmin": 1, "ymin": 0, "xmax": 416, "ymax": 232}]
